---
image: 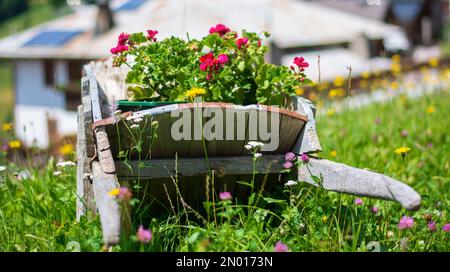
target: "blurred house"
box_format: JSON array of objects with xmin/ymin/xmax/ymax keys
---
[
  {"xmin": 0, "ymin": 0, "xmax": 408, "ymax": 148},
  {"xmin": 310, "ymin": 0, "xmax": 449, "ymax": 46}
]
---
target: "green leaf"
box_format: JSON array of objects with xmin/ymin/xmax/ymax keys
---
[
  {"xmin": 238, "ymin": 61, "xmax": 245, "ymax": 72},
  {"xmin": 263, "ymin": 197, "xmax": 286, "ymax": 204},
  {"xmin": 129, "ymin": 32, "xmax": 147, "ymax": 44}
]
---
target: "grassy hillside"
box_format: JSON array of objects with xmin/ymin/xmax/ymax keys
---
[{"xmin": 0, "ymin": 91, "xmax": 448, "ymax": 252}]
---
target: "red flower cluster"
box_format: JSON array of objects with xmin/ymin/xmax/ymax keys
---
[
  {"xmin": 293, "ymin": 57, "xmax": 309, "ymax": 71},
  {"xmin": 236, "ymin": 37, "xmax": 249, "ymax": 49},
  {"xmin": 199, "ymin": 52, "xmax": 229, "ymax": 80},
  {"xmin": 146, "ymin": 29, "xmax": 158, "ymax": 42},
  {"xmin": 289, "ymin": 57, "xmax": 309, "ymax": 82},
  {"xmin": 110, "ymin": 32, "xmax": 130, "ymax": 55},
  {"xmin": 209, "ymin": 24, "xmax": 230, "ymax": 37}
]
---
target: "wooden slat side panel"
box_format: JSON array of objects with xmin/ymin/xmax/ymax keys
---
[{"xmin": 116, "ymin": 155, "xmax": 285, "ymax": 179}]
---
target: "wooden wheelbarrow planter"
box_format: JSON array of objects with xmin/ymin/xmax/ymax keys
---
[{"xmin": 76, "ymin": 60, "xmax": 421, "ymax": 246}]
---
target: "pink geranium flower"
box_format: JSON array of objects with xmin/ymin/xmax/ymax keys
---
[
  {"xmin": 293, "ymin": 57, "xmax": 309, "ymax": 69},
  {"xmin": 398, "ymin": 216, "xmax": 414, "ymax": 230},
  {"xmin": 217, "ymin": 54, "xmax": 229, "ymax": 64},
  {"xmin": 137, "ymin": 225, "xmax": 152, "ymax": 244},
  {"xmin": 146, "ymin": 30, "xmax": 158, "ymax": 41},
  {"xmin": 199, "ymin": 52, "xmax": 228, "ymax": 79},
  {"xmin": 209, "ymin": 24, "xmax": 230, "ymax": 36},
  {"xmin": 274, "ymin": 241, "xmax": 288, "ymax": 252},
  {"xmin": 236, "ymin": 37, "xmax": 249, "ymax": 49},
  {"xmin": 118, "ymin": 33, "xmax": 130, "ymax": 46},
  {"xmin": 219, "ymin": 191, "xmax": 232, "ymax": 201},
  {"xmin": 110, "ymin": 45, "xmax": 129, "ymax": 55}
]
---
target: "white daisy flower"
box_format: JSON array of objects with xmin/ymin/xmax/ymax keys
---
[
  {"xmin": 284, "ymin": 180, "xmax": 298, "ymax": 187},
  {"xmin": 247, "ymin": 141, "xmax": 264, "ymax": 148},
  {"xmin": 130, "ymin": 124, "xmax": 139, "ymax": 129},
  {"xmin": 53, "ymin": 171, "xmax": 62, "ymax": 176},
  {"xmin": 56, "ymin": 161, "xmax": 76, "ymax": 168}
]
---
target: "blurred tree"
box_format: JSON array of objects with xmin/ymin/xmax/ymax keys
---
[
  {"xmin": 0, "ymin": 0, "xmax": 29, "ymax": 23},
  {"xmin": 49, "ymin": 0, "xmax": 67, "ymax": 7}
]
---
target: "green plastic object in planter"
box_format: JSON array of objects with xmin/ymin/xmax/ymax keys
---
[{"xmin": 117, "ymin": 100, "xmax": 187, "ymax": 112}]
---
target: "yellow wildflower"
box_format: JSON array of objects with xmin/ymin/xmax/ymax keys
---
[
  {"xmin": 424, "ymin": 75, "xmax": 437, "ymax": 84},
  {"xmin": 390, "ymin": 81, "xmax": 399, "ymax": 90},
  {"xmin": 326, "ymin": 109, "xmax": 335, "ymax": 117},
  {"xmin": 359, "ymin": 80, "xmax": 369, "ymax": 89},
  {"xmin": 8, "ymin": 140, "xmax": 21, "ymax": 149},
  {"xmin": 316, "ymin": 100, "xmax": 324, "ymax": 110},
  {"xmin": 394, "ymin": 147, "xmax": 411, "ymax": 155},
  {"xmin": 426, "ymin": 106, "xmax": 435, "ymax": 114},
  {"xmin": 405, "ymin": 81, "xmax": 415, "ymax": 90},
  {"xmin": 59, "ymin": 143, "xmax": 74, "ymax": 155},
  {"xmin": 295, "ymin": 88, "xmax": 304, "ymax": 96},
  {"xmin": 321, "ymin": 215, "xmax": 328, "ymax": 223},
  {"xmin": 308, "ymin": 92, "xmax": 318, "ymax": 102},
  {"xmin": 391, "ymin": 63, "xmax": 401, "ymax": 74},
  {"xmin": 108, "ymin": 188, "xmax": 120, "ymax": 197},
  {"xmin": 391, "ymin": 54, "xmax": 401, "ymax": 63},
  {"xmin": 333, "ymin": 76, "xmax": 345, "ymax": 87},
  {"xmin": 2, "ymin": 123, "xmax": 12, "ymax": 132},
  {"xmin": 428, "ymin": 57, "xmax": 439, "ymax": 68},
  {"xmin": 319, "ymin": 82, "xmax": 329, "ymax": 91},
  {"xmin": 328, "ymin": 88, "xmax": 345, "ymax": 98},
  {"xmin": 330, "ymin": 150, "xmax": 337, "ymax": 157},
  {"xmin": 443, "ymin": 69, "xmax": 450, "ymax": 79},
  {"xmin": 361, "ymin": 71, "xmax": 371, "ymax": 79},
  {"xmin": 185, "ymin": 87, "xmax": 206, "ymax": 98}
]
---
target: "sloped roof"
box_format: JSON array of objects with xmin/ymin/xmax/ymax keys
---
[
  {"xmin": 311, "ymin": 0, "xmax": 391, "ymax": 21},
  {"xmin": 0, "ymin": 0, "xmax": 404, "ymax": 60}
]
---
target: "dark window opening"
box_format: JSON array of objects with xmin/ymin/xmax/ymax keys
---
[
  {"xmin": 44, "ymin": 60, "xmax": 55, "ymax": 87},
  {"xmin": 64, "ymin": 60, "xmax": 86, "ymax": 111}
]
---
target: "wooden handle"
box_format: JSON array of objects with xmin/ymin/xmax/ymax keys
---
[
  {"xmin": 298, "ymin": 158, "xmax": 421, "ymax": 211},
  {"xmin": 92, "ymin": 161, "xmax": 121, "ymax": 246}
]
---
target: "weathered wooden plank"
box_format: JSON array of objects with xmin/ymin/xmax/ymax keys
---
[
  {"xmin": 92, "ymin": 161, "xmax": 121, "ymax": 246},
  {"xmin": 297, "ymin": 157, "xmax": 421, "ymax": 211},
  {"xmin": 76, "ymin": 105, "xmax": 95, "ymax": 220},
  {"xmin": 85, "ymin": 65, "xmax": 103, "ymax": 123},
  {"xmin": 115, "ymin": 155, "xmax": 285, "ymax": 180},
  {"xmin": 95, "ymin": 126, "xmax": 116, "ymax": 174},
  {"xmin": 292, "ymin": 96, "xmax": 322, "ymax": 154},
  {"xmin": 81, "ymin": 94, "xmax": 95, "ymax": 158},
  {"xmin": 85, "ymin": 64, "xmax": 117, "ymax": 174}
]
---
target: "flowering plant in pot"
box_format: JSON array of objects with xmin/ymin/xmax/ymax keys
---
[{"xmin": 111, "ymin": 24, "xmax": 312, "ymax": 109}]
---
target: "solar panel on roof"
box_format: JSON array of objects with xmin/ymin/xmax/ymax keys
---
[
  {"xmin": 115, "ymin": 0, "xmax": 146, "ymax": 12},
  {"xmin": 23, "ymin": 31, "xmax": 83, "ymax": 47}
]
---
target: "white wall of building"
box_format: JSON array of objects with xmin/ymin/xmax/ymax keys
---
[{"xmin": 14, "ymin": 59, "xmax": 78, "ymax": 148}]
